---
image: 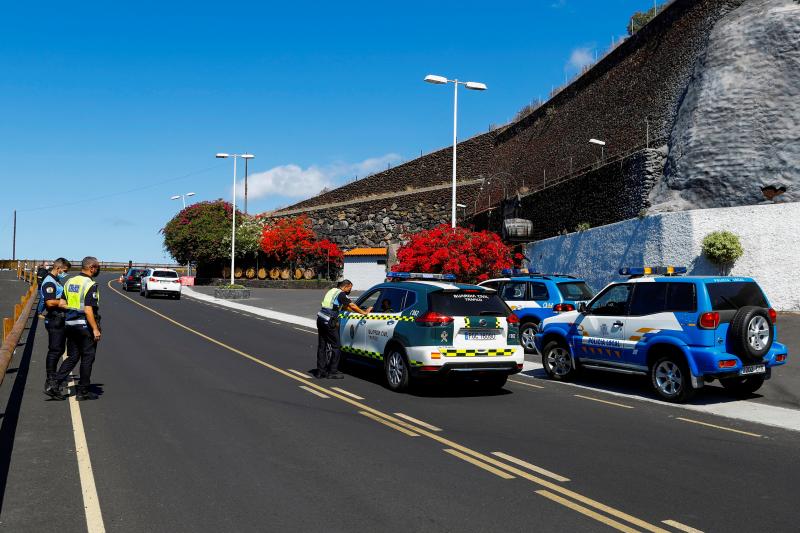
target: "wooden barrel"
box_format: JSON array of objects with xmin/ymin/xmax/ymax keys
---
[
  {"xmin": 234, "ymin": 266, "xmax": 243, "ymax": 279},
  {"xmin": 269, "ymin": 267, "xmax": 280, "ymax": 280},
  {"xmin": 303, "ymin": 268, "xmax": 315, "ymax": 280},
  {"xmin": 222, "ymin": 266, "xmax": 231, "ymax": 279},
  {"xmin": 245, "ymin": 267, "xmax": 256, "ymax": 279},
  {"xmin": 280, "ymin": 268, "xmax": 290, "ymax": 280},
  {"xmin": 293, "ymin": 268, "xmax": 303, "ymax": 280},
  {"xmin": 257, "ymin": 267, "xmax": 267, "ymax": 280}
]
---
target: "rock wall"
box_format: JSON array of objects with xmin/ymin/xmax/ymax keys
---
[{"xmin": 653, "ymin": 0, "xmax": 800, "ymax": 211}]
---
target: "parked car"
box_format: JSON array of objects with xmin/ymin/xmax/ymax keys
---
[
  {"xmin": 339, "ymin": 272, "xmax": 524, "ymax": 392},
  {"xmin": 140, "ymin": 268, "xmax": 182, "ymax": 299},
  {"xmin": 479, "ymin": 270, "xmax": 595, "ymax": 354},
  {"xmin": 535, "ymin": 266, "xmax": 789, "ymax": 402},
  {"xmin": 121, "ymin": 268, "xmax": 148, "ymax": 292}
]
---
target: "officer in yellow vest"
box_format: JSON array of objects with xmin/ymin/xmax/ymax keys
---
[
  {"xmin": 53, "ymin": 256, "xmax": 102, "ymax": 401},
  {"xmin": 316, "ymin": 279, "xmax": 371, "ymax": 379}
]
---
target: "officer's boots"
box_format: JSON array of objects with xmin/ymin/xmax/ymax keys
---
[
  {"xmin": 44, "ymin": 377, "xmax": 66, "ymax": 401},
  {"xmin": 76, "ymin": 386, "xmax": 98, "ymax": 401}
]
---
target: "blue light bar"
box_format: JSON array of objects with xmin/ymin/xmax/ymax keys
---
[
  {"xmin": 619, "ymin": 266, "xmax": 686, "ymax": 276},
  {"xmin": 501, "ymin": 268, "xmax": 543, "ymax": 277},
  {"xmin": 386, "ymin": 272, "xmax": 457, "ymax": 281}
]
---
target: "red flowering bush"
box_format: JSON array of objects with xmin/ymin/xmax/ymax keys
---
[
  {"xmin": 162, "ymin": 199, "xmax": 242, "ymax": 264},
  {"xmin": 260, "ymin": 215, "xmax": 343, "ymax": 271},
  {"xmin": 393, "ymin": 225, "xmax": 512, "ymax": 283}
]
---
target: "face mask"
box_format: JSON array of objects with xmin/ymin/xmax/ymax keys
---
[
  {"xmin": 93, "ymin": 267, "xmax": 101, "ymax": 278},
  {"xmin": 57, "ymin": 272, "xmax": 67, "ymax": 281}
]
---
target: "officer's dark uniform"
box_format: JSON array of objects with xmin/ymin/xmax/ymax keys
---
[
  {"xmin": 40, "ymin": 273, "xmax": 67, "ymax": 391},
  {"xmin": 54, "ymin": 273, "xmax": 100, "ymax": 398},
  {"xmin": 316, "ymin": 288, "xmax": 350, "ymax": 378}
]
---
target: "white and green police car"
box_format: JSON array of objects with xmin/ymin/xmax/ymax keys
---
[{"xmin": 338, "ymin": 272, "xmax": 524, "ymax": 392}]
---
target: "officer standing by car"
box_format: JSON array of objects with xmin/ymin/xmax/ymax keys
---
[
  {"xmin": 316, "ymin": 279, "xmax": 371, "ymax": 379},
  {"xmin": 53, "ymin": 257, "xmax": 102, "ymax": 401},
  {"xmin": 40, "ymin": 258, "xmax": 71, "ymax": 400}
]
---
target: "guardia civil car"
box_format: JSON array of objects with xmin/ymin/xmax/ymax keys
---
[
  {"xmin": 339, "ymin": 272, "xmax": 524, "ymax": 392},
  {"xmin": 479, "ymin": 270, "xmax": 595, "ymax": 354},
  {"xmin": 535, "ymin": 267, "xmax": 789, "ymax": 402}
]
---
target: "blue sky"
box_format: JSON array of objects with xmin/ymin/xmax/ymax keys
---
[{"xmin": 0, "ymin": 0, "xmax": 657, "ymax": 262}]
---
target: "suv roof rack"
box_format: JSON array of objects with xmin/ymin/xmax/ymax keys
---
[{"xmin": 386, "ymin": 272, "xmax": 457, "ymax": 282}]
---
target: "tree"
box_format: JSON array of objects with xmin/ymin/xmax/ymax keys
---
[
  {"xmin": 221, "ymin": 215, "xmax": 266, "ymax": 258},
  {"xmin": 627, "ymin": 5, "xmax": 660, "ymax": 35},
  {"xmin": 392, "ymin": 225, "xmax": 513, "ymax": 283},
  {"xmin": 161, "ymin": 199, "xmax": 243, "ymax": 265}
]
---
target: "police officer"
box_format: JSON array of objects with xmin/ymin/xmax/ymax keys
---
[
  {"xmin": 316, "ymin": 279, "xmax": 371, "ymax": 379},
  {"xmin": 54, "ymin": 256, "xmax": 102, "ymax": 401},
  {"xmin": 40, "ymin": 258, "xmax": 71, "ymax": 400}
]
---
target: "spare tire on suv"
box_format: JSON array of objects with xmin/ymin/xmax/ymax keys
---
[{"xmin": 728, "ymin": 306, "xmax": 773, "ymax": 361}]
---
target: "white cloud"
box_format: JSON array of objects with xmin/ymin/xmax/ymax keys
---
[
  {"xmin": 239, "ymin": 153, "xmax": 401, "ymax": 199},
  {"xmin": 566, "ymin": 46, "xmax": 594, "ymax": 72}
]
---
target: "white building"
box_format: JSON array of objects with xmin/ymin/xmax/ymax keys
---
[{"xmin": 342, "ymin": 248, "xmax": 388, "ymax": 290}]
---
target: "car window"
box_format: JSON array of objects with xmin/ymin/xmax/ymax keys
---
[
  {"xmin": 630, "ymin": 283, "xmax": 668, "ymax": 315},
  {"xmin": 429, "ymin": 291, "xmax": 510, "ymax": 317},
  {"xmin": 666, "ymin": 283, "xmax": 696, "ymax": 312},
  {"xmin": 501, "ymin": 282, "xmax": 528, "ymax": 301},
  {"xmin": 588, "ymin": 284, "xmax": 633, "ymax": 316},
  {"xmin": 530, "ymin": 282, "xmax": 549, "ymax": 301},
  {"xmin": 557, "ymin": 282, "xmax": 594, "ymax": 301},
  {"xmin": 706, "ymin": 282, "xmax": 767, "ymax": 311},
  {"xmin": 357, "ymin": 289, "xmax": 382, "ymax": 310},
  {"xmin": 154, "ymin": 270, "xmax": 178, "ymax": 278},
  {"xmin": 376, "ymin": 288, "xmax": 406, "ymax": 313},
  {"xmin": 401, "ymin": 290, "xmax": 417, "ymax": 311}
]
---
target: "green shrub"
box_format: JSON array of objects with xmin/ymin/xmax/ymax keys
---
[
  {"xmin": 216, "ymin": 283, "xmax": 246, "ymax": 289},
  {"xmin": 701, "ymin": 231, "xmax": 744, "ymax": 265},
  {"xmin": 575, "ymin": 222, "xmax": 591, "ymax": 232}
]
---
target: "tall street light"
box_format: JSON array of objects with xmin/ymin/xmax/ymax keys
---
[
  {"xmin": 216, "ymin": 152, "xmax": 255, "ymax": 285},
  {"xmin": 424, "ymin": 74, "xmax": 487, "ymax": 228},
  {"xmin": 170, "ymin": 191, "xmax": 196, "ymax": 209},
  {"xmin": 589, "ymin": 138, "xmax": 606, "ymax": 164}
]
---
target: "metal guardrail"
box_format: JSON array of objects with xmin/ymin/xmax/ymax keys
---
[{"xmin": 0, "ymin": 259, "xmax": 185, "ymax": 272}]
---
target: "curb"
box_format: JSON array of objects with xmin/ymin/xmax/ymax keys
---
[{"xmin": 182, "ymin": 286, "xmax": 317, "ymax": 329}]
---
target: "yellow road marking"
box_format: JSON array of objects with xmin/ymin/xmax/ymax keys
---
[
  {"xmin": 359, "ymin": 411, "xmax": 419, "ymax": 437},
  {"xmin": 393, "ymin": 412, "xmax": 442, "ymax": 432},
  {"xmin": 108, "ymin": 281, "xmax": 671, "ymax": 533},
  {"xmin": 535, "ymin": 490, "xmax": 639, "ymax": 533},
  {"xmin": 662, "ymin": 519, "xmax": 704, "ymax": 533},
  {"xmin": 509, "ymin": 378, "xmax": 545, "ymax": 389},
  {"xmin": 331, "ymin": 387, "xmax": 364, "ymax": 400},
  {"xmin": 574, "ymin": 394, "xmax": 634, "ymax": 409},
  {"xmin": 491, "ymin": 452, "xmax": 570, "ymax": 482},
  {"xmin": 287, "ymin": 368, "xmax": 312, "ymax": 379},
  {"xmin": 62, "ymin": 353, "xmax": 106, "ymax": 533},
  {"xmin": 675, "ymin": 417, "xmax": 761, "ymax": 438},
  {"xmin": 299, "ymin": 385, "xmax": 329, "ymax": 399},
  {"xmin": 444, "ymin": 449, "xmax": 515, "ymax": 480}
]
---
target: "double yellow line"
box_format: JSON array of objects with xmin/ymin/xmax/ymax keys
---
[{"xmin": 109, "ymin": 281, "xmax": 674, "ymax": 533}]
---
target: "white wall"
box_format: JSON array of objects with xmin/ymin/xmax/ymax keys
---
[
  {"xmin": 343, "ymin": 257, "xmax": 387, "ymax": 291},
  {"xmin": 525, "ymin": 202, "xmax": 800, "ymax": 310}
]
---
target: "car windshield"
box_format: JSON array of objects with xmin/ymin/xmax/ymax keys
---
[
  {"xmin": 706, "ymin": 282, "xmax": 768, "ymax": 310},
  {"xmin": 154, "ymin": 270, "xmax": 178, "ymax": 278},
  {"xmin": 557, "ymin": 282, "xmax": 594, "ymax": 301},
  {"xmin": 129, "ymin": 269, "xmax": 145, "ymax": 276},
  {"xmin": 429, "ymin": 291, "xmax": 511, "ymax": 317}
]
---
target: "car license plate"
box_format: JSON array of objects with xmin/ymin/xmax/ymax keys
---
[
  {"xmin": 465, "ymin": 332, "xmax": 497, "ymax": 341},
  {"xmin": 739, "ymin": 364, "xmax": 765, "ymax": 376}
]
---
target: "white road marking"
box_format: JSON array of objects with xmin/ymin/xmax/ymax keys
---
[
  {"xmin": 62, "ymin": 354, "xmax": 106, "ymax": 533},
  {"xmin": 287, "ymin": 369, "xmax": 312, "ymax": 379},
  {"xmin": 393, "ymin": 412, "xmax": 442, "ymax": 432},
  {"xmin": 509, "ymin": 378, "xmax": 545, "ymax": 389},
  {"xmin": 330, "ymin": 387, "xmax": 364, "ymax": 400},
  {"xmin": 444, "ymin": 448, "xmax": 514, "ymax": 479},
  {"xmin": 299, "ymin": 385, "xmax": 329, "ymax": 399},
  {"xmin": 293, "ymin": 327, "xmax": 315, "ymax": 334},
  {"xmin": 662, "ymin": 519, "xmax": 704, "ymax": 533},
  {"xmin": 360, "ymin": 411, "xmax": 419, "ymax": 437},
  {"xmin": 574, "ymin": 394, "xmax": 634, "ymax": 409},
  {"xmin": 675, "ymin": 417, "xmax": 761, "ymax": 438},
  {"xmin": 491, "ymin": 452, "xmax": 570, "ymax": 482}
]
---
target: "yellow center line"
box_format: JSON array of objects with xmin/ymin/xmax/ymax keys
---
[
  {"xmin": 574, "ymin": 394, "xmax": 634, "ymax": 409},
  {"xmin": 107, "ymin": 281, "xmax": 671, "ymax": 533},
  {"xmin": 331, "ymin": 387, "xmax": 365, "ymax": 400},
  {"xmin": 509, "ymin": 378, "xmax": 545, "ymax": 389},
  {"xmin": 443, "ymin": 449, "xmax": 515, "ymax": 480},
  {"xmin": 393, "ymin": 412, "xmax": 442, "ymax": 432},
  {"xmin": 662, "ymin": 519, "xmax": 704, "ymax": 533},
  {"xmin": 675, "ymin": 417, "xmax": 762, "ymax": 438},
  {"xmin": 299, "ymin": 385, "xmax": 330, "ymax": 399},
  {"xmin": 491, "ymin": 452, "xmax": 570, "ymax": 482},
  {"xmin": 535, "ymin": 490, "xmax": 639, "ymax": 533},
  {"xmin": 287, "ymin": 368, "xmax": 312, "ymax": 379},
  {"xmin": 359, "ymin": 411, "xmax": 419, "ymax": 437}
]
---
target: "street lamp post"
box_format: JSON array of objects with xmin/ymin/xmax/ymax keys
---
[
  {"xmin": 424, "ymin": 74, "xmax": 487, "ymax": 228},
  {"xmin": 589, "ymin": 138, "xmax": 606, "ymax": 165},
  {"xmin": 170, "ymin": 192, "xmax": 196, "ymax": 274},
  {"xmin": 216, "ymin": 152, "xmax": 255, "ymax": 285}
]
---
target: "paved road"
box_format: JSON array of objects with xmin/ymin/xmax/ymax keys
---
[
  {"xmin": 2, "ymin": 274, "xmax": 799, "ymax": 532},
  {"xmin": 0, "ymin": 270, "xmax": 28, "ymax": 321}
]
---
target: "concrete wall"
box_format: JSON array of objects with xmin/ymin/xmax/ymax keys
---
[{"xmin": 524, "ymin": 202, "xmax": 800, "ymax": 310}]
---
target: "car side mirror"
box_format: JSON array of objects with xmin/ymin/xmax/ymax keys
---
[{"xmin": 578, "ymin": 302, "xmax": 588, "ymax": 314}]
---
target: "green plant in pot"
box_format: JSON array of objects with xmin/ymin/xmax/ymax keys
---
[{"xmin": 701, "ymin": 231, "xmax": 744, "ymax": 275}]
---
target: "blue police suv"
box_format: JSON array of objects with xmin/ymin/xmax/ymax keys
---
[{"xmin": 535, "ymin": 267, "xmax": 788, "ymax": 402}]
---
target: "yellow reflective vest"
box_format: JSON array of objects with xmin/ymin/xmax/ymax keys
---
[{"xmin": 64, "ymin": 275, "xmax": 98, "ymax": 321}]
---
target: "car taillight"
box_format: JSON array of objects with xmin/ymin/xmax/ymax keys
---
[
  {"xmin": 553, "ymin": 304, "xmax": 575, "ymax": 313},
  {"xmin": 507, "ymin": 313, "xmax": 520, "ymax": 325},
  {"xmin": 149, "ymin": 277, "xmax": 156, "ymax": 282},
  {"xmin": 698, "ymin": 312, "xmax": 720, "ymax": 329},
  {"xmin": 718, "ymin": 359, "xmax": 737, "ymax": 368},
  {"xmin": 768, "ymin": 308, "xmax": 777, "ymax": 323},
  {"xmin": 415, "ymin": 311, "xmax": 453, "ymax": 326},
  {"xmin": 127, "ymin": 276, "xmax": 134, "ymax": 280}
]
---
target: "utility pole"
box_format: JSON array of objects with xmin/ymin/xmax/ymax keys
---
[{"xmin": 12, "ymin": 210, "xmax": 16, "ymax": 260}]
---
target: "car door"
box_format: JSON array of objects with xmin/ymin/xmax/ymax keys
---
[
  {"xmin": 363, "ymin": 288, "xmax": 407, "ymax": 358},
  {"xmin": 627, "ymin": 282, "xmax": 694, "ymax": 368},
  {"xmin": 344, "ymin": 289, "xmax": 382, "ymax": 354},
  {"xmin": 576, "ymin": 283, "xmax": 634, "ymax": 364}
]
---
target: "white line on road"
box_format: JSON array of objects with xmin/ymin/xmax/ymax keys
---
[
  {"xmin": 293, "ymin": 327, "xmax": 315, "ymax": 334},
  {"xmin": 574, "ymin": 394, "xmax": 634, "ymax": 409},
  {"xmin": 509, "ymin": 378, "xmax": 545, "ymax": 389},
  {"xmin": 287, "ymin": 369, "xmax": 312, "ymax": 379},
  {"xmin": 662, "ymin": 519, "xmax": 704, "ymax": 533},
  {"xmin": 675, "ymin": 417, "xmax": 761, "ymax": 438},
  {"xmin": 491, "ymin": 452, "xmax": 570, "ymax": 482},
  {"xmin": 330, "ymin": 387, "xmax": 364, "ymax": 400},
  {"xmin": 393, "ymin": 412, "xmax": 442, "ymax": 432},
  {"xmin": 299, "ymin": 385, "xmax": 329, "ymax": 399}
]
